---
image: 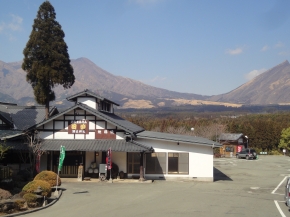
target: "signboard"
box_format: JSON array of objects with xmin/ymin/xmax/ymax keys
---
[
  {"xmin": 106, "ymin": 148, "xmax": 112, "ymax": 170},
  {"xmin": 237, "ymin": 145, "xmax": 243, "ymax": 153},
  {"xmin": 95, "ymin": 129, "xmax": 116, "ymax": 139},
  {"xmin": 68, "ymin": 119, "xmax": 89, "ymax": 134}
]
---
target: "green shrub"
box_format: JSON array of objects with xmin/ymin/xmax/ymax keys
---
[
  {"xmin": 23, "ymin": 193, "xmax": 37, "ymax": 203},
  {"xmin": 268, "ymin": 150, "xmax": 282, "ymax": 155},
  {"xmin": 34, "ymin": 170, "xmax": 61, "ymax": 187},
  {"xmin": 22, "ymin": 180, "xmax": 51, "ymax": 197}
]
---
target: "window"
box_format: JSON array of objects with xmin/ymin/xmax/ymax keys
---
[
  {"xmin": 145, "ymin": 152, "xmax": 166, "ymax": 174},
  {"xmin": 225, "ymin": 146, "xmax": 234, "ymax": 152},
  {"xmin": 127, "ymin": 153, "xmax": 140, "ymax": 174},
  {"xmin": 100, "ymin": 101, "xmax": 111, "ymax": 112},
  {"xmin": 168, "ymin": 153, "xmax": 189, "ymax": 174}
]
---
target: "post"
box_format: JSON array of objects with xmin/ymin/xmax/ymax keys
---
[
  {"xmin": 54, "ymin": 146, "xmax": 65, "ymax": 197},
  {"xmin": 139, "ymin": 152, "xmax": 144, "ymax": 181},
  {"xmin": 54, "ymin": 171, "xmax": 59, "ymax": 197}
]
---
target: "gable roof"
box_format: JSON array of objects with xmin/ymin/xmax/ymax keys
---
[
  {"xmin": 0, "ymin": 104, "xmax": 58, "ymax": 131},
  {"xmin": 219, "ymin": 133, "xmax": 244, "ymax": 141},
  {"xmin": 66, "ymin": 89, "xmax": 119, "ymax": 106},
  {"xmin": 137, "ymin": 131, "xmax": 222, "ymax": 147},
  {"xmin": 34, "ymin": 103, "xmax": 144, "ymax": 135}
]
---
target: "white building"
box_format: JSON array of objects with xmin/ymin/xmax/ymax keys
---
[{"xmin": 2, "ymin": 90, "xmax": 221, "ymax": 182}]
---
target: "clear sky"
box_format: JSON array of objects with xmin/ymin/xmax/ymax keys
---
[{"xmin": 1, "ymin": 0, "xmax": 290, "ymax": 96}]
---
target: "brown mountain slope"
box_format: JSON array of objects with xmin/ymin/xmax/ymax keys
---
[
  {"xmin": 0, "ymin": 58, "xmax": 208, "ymax": 107},
  {"xmin": 69, "ymin": 58, "xmax": 207, "ymax": 100},
  {"xmin": 209, "ymin": 60, "xmax": 290, "ymax": 104}
]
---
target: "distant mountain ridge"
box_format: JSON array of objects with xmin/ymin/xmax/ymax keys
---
[
  {"xmin": 0, "ymin": 58, "xmax": 208, "ymax": 108},
  {"xmin": 1, "ymin": 58, "xmax": 290, "ymax": 108},
  {"xmin": 209, "ymin": 60, "xmax": 290, "ymax": 104}
]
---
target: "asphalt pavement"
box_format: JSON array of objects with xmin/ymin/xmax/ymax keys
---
[{"xmin": 19, "ymin": 156, "xmax": 290, "ymax": 217}]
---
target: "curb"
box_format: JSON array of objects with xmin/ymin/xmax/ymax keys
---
[{"xmin": 3, "ymin": 189, "xmax": 63, "ymax": 217}]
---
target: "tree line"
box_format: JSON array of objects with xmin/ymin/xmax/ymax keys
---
[{"xmin": 120, "ymin": 112, "xmax": 290, "ymax": 153}]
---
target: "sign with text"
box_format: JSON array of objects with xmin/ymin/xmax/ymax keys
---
[
  {"xmin": 106, "ymin": 148, "xmax": 112, "ymax": 170},
  {"xmin": 68, "ymin": 120, "xmax": 89, "ymax": 134},
  {"xmin": 95, "ymin": 129, "xmax": 116, "ymax": 139}
]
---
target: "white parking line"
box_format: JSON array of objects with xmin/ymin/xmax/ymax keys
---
[
  {"xmin": 274, "ymin": 200, "xmax": 286, "ymax": 217},
  {"xmin": 272, "ymin": 176, "xmax": 287, "ymax": 194}
]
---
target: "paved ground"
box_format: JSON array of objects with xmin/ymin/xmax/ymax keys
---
[{"xmin": 21, "ymin": 156, "xmax": 290, "ymax": 217}]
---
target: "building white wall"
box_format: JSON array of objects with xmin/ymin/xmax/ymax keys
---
[
  {"xmin": 85, "ymin": 151, "xmax": 95, "ymax": 172},
  {"xmin": 77, "ymin": 97, "xmax": 97, "ymax": 109},
  {"xmin": 112, "ymin": 152, "xmax": 127, "ymax": 173},
  {"xmin": 116, "ymin": 132, "xmax": 125, "ymax": 140},
  {"xmin": 136, "ymin": 138, "xmax": 213, "ymax": 181}
]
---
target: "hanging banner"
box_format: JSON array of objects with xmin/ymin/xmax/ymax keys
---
[
  {"xmin": 35, "ymin": 152, "xmax": 41, "ymax": 173},
  {"xmin": 58, "ymin": 146, "xmax": 66, "ymax": 171},
  {"xmin": 106, "ymin": 147, "xmax": 112, "ymax": 170}
]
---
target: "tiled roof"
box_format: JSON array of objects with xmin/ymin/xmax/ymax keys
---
[
  {"xmin": 0, "ymin": 130, "xmax": 23, "ymax": 140},
  {"xmin": 66, "ymin": 89, "xmax": 119, "ymax": 106},
  {"xmin": 219, "ymin": 133, "xmax": 244, "ymax": 141},
  {"xmin": 82, "ymin": 104, "xmax": 144, "ymax": 134},
  {"xmin": 0, "ymin": 105, "xmax": 13, "ymax": 125},
  {"xmin": 137, "ymin": 131, "xmax": 222, "ymax": 147},
  {"xmin": 35, "ymin": 103, "xmax": 144, "ymax": 134},
  {"xmin": 41, "ymin": 139, "xmax": 153, "ymax": 152},
  {"xmin": 0, "ymin": 104, "xmax": 57, "ymax": 131}
]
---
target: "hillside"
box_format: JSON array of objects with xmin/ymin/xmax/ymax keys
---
[
  {"xmin": 0, "ymin": 58, "xmax": 210, "ymax": 108},
  {"xmin": 209, "ymin": 60, "xmax": 290, "ymax": 104},
  {"xmin": 1, "ymin": 58, "xmax": 290, "ymax": 108}
]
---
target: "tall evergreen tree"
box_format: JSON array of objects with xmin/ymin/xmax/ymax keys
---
[{"xmin": 22, "ymin": 1, "xmax": 75, "ymax": 119}]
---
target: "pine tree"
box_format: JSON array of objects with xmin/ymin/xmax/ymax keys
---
[{"xmin": 22, "ymin": 1, "xmax": 75, "ymax": 119}]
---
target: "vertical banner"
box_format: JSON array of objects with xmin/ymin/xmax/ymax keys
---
[
  {"xmin": 106, "ymin": 147, "xmax": 112, "ymax": 170},
  {"xmin": 35, "ymin": 152, "xmax": 41, "ymax": 173},
  {"xmin": 58, "ymin": 146, "xmax": 66, "ymax": 171}
]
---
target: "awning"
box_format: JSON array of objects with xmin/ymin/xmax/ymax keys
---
[{"xmin": 42, "ymin": 139, "xmax": 153, "ymax": 152}]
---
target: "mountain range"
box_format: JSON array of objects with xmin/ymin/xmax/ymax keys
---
[{"xmin": 0, "ymin": 58, "xmax": 290, "ymax": 109}]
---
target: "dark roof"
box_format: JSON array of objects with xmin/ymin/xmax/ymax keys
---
[
  {"xmin": 66, "ymin": 89, "xmax": 119, "ymax": 106},
  {"xmin": 35, "ymin": 103, "xmax": 144, "ymax": 134},
  {"xmin": 41, "ymin": 139, "xmax": 153, "ymax": 152},
  {"xmin": 0, "ymin": 130, "xmax": 23, "ymax": 140},
  {"xmin": 219, "ymin": 133, "xmax": 244, "ymax": 141},
  {"xmin": 137, "ymin": 131, "xmax": 222, "ymax": 147},
  {"xmin": 0, "ymin": 106, "xmax": 13, "ymax": 126},
  {"xmin": 5, "ymin": 140, "xmax": 29, "ymax": 150},
  {"xmin": 0, "ymin": 104, "xmax": 58, "ymax": 131}
]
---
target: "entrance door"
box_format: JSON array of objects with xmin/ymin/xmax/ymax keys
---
[{"xmin": 52, "ymin": 151, "xmax": 84, "ymax": 178}]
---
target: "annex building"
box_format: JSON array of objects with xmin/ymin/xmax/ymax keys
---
[{"xmin": 0, "ymin": 90, "xmax": 221, "ymax": 182}]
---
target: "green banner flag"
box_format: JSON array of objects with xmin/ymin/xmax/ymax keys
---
[{"xmin": 58, "ymin": 146, "xmax": 66, "ymax": 171}]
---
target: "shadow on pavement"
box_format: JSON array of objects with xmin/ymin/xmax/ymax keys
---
[
  {"xmin": 73, "ymin": 191, "xmax": 89, "ymax": 194},
  {"xmin": 214, "ymin": 167, "xmax": 232, "ymax": 181}
]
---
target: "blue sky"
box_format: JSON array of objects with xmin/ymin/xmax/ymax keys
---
[{"xmin": 1, "ymin": 0, "xmax": 290, "ymax": 96}]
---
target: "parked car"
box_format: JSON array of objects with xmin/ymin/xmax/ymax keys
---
[
  {"xmin": 285, "ymin": 177, "xmax": 290, "ymax": 206},
  {"xmin": 236, "ymin": 148, "xmax": 257, "ymax": 160}
]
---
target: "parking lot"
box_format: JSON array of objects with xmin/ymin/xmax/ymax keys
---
[{"xmin": 23, "ymin": 156, "xmax": 289, "ymax": 217}]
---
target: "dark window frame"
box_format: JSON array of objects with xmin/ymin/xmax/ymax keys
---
[
  {"xmin": 127, "ymin": 152, "xmax": 140, "ymax": 174},
  {"xmin": 168, "ymin": 152, "xmax": 189, "ymax": 175},
  {"xmin": 145, "ymin": 152, "xmax": 166, "ymax": 174}
]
